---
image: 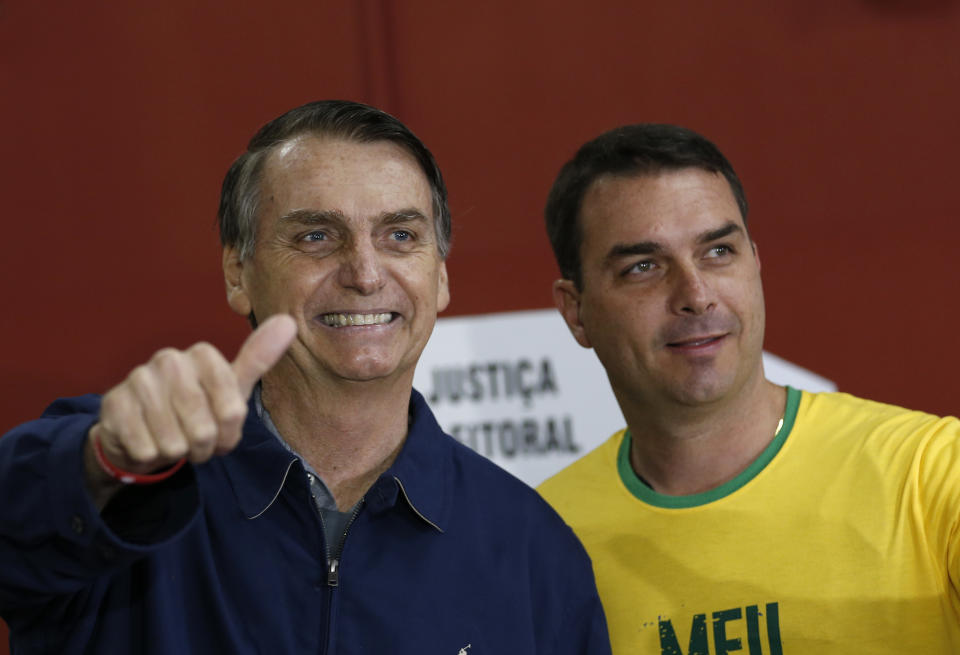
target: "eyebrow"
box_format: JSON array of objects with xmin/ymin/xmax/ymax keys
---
[
  {"xmin": 278, "ymin": 208, "xmax": 429, "ymax": 224},
  {"xmin": 605, "ymin": 221, "xmax": 744, "ymax": 260},
  {"xmin": 382, "ymin": 208, "xmax": 430, "ymax": 225},
  {"xmin": 607, "ymin": 241, "xmax": 662, "ymax": 259},
  {"xmin": 698, "ymin": 221, "xmax": 743, "ymax": 244},
  {"xmin": 278, "ymin": 208, "xmax": 344, "ymax": 224}
]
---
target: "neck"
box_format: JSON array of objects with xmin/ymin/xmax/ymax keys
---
[
  {"xmin": 622, "ymin": 375, "xmax": 786, "ymax": 496},
  {"xmin": 259, "ymin": 366, "xmax": 414, "ymax": 510}
]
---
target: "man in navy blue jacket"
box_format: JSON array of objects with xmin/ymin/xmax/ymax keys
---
[{"xmin": 0, "ymin": 100, "xmax": 610, "ymax": 654}]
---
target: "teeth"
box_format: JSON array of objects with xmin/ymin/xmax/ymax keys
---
[{"xmin": 321, "ymin": 312, "xmax": 392, "ymax": 327}]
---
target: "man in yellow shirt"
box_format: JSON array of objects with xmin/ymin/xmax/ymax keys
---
[{"xmin": 538, "ymin": 124, "xmax": 960, "ymax": 654}]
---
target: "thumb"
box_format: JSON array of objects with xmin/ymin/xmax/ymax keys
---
[{"xmin": 232, "ymin": 314, "xmax": 298, "ymax": 397}]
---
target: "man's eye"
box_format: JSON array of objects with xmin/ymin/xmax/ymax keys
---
[
  {"xmin": 302, "ymin": 231, "xmax": 327, "ymax": 242},
  {"xmin": 706, "ymin": 245, "xmax": 732, "ymax": 258},
  {"xmin": 391, "ymin": 230, "xmax": 413, "ymax": 242},
  {"xmin": 625, "ymin": 260, "xmax": 655, "ymax": 275}
]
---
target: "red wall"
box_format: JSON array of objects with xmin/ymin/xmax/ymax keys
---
[{"xmin": 2, "ymin": 1, "xmax": 959, "ymax": 647}]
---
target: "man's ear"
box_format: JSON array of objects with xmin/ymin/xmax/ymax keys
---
[
  {"xmin": 223, "ymin": 246, "xmax": 252, "ymax": 317},
  {"xmin": 752, "ymin": 240, "xmax": 761, "ymax": 271},
  {"xmin": 552, "ymin": 279, "xmax": 592, "ymax": 349},
  {"xmin": 436, "ymin": 261, "xmax": 450, "ymax": 313}
]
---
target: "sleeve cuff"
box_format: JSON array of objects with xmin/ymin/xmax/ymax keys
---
[{"xmin": 46, "ymin": 416, "xmax": 201, "ymax": 554}]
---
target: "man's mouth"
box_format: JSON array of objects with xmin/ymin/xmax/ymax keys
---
[
  {"xmin": 667, "ymin": 335, "xmax": 725, "ymax": 348},
  {"xmin": 320, "ymin": 312, "xmax": 394, "ymax": 327}
]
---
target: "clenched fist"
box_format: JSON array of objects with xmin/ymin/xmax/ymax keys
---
[{"xmin": 84, "ymin": 314, "xmax": 298, "ymax": 506}]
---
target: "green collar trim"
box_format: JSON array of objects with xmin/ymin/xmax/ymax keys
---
[{"xmin": 617, "ymin": 386, "xmax": 802, "ymax": 508}]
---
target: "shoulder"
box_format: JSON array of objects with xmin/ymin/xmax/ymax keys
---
[
  {"xmin": 406, "ymin": 390, "xmax": 579, "ymax": 533},
  {"xmin": 2, "ymin": 394, "xmax": 103, "ymax": 447},
  {"xmin": 409, "ymin": 388, "xmax": 555, "ymax": 509},
  {"xmin": 446, "ymin": 433, "xmax": 558, "ymax": 513},
  {"xmin": 797, "ymin": 389, "xmax": 957, "ymax": 438},
  {"xmin": 793, "ymin": 390, "xmax": 960, "ymax": 481},
  {"xmin": 440, "ymin": 430, "xmax": 591, "ymax": 548},
  {"xmin": 537, "ymin": 430, "xmax": 625, "ymax": 503}
]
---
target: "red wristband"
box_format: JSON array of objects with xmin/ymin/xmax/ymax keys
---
[{"xmin": 92, "ymin": 434, "xmax": 187, "ymax": 485}]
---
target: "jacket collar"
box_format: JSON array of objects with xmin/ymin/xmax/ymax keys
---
[
  {"xmin": 221, "ymin": 388, "xmax": 452, "ymax": 531},
  {"xmin": 364, "ymin": 389, "xmax": 452, "ymax": 532},
  {"xmin": 221, "ymin": 406, "xmax": 300, "ymax": 520}
]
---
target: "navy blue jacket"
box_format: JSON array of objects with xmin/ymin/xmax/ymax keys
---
[{"xmin": 0, "ymin": 390, "xmax": 610, "ymax": 654}]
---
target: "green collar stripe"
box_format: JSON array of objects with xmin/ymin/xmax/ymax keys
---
[{"xmin": 617, "ymin": 386, "xmax": 802, "ymax": 509}]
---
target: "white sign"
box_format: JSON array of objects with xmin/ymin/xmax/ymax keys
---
[{"xmin": 415, "ymin": 309, "xmax": 835, "ymax": 487}]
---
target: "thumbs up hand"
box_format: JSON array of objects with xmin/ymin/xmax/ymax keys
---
[{"xmin": 84, "ymin": 315, "xmax": 297, "ymax": 504}]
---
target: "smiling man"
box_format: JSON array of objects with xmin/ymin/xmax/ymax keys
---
[
  {"xmin": 0, "ymin": 101, "xmax": 610, "ymax": 654},
  {"xmin": 537, "ymin": 124, "xmax": 960, "ymax": 653}
]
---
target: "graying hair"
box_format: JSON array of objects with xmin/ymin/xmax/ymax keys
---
[{"xmin": 219, "ymin": 100, "xmax": 451, "ymax": 261}]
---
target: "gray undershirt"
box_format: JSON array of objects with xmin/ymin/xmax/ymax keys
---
[{"xmin": 253, "ymin": 386, "xmax": 356, "ymax": 549}]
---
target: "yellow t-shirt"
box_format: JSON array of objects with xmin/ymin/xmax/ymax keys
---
[{"xmin": 538, "ymin": 388, "xmax": 960, "ymax": 654}]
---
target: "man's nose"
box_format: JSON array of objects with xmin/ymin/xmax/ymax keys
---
[
  {"xmin": 336, "ymin": 240, "xmax": 385, "ymax": 294},
  {"xmin": 669, "ymin": 264, "xmax": 716, "ymax": 316}
]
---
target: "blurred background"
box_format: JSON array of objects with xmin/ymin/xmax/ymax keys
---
[{"xmin": 1, "ymin": 0, "xmax": 958, "ymax": 646}]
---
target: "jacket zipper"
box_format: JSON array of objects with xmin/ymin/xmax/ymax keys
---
[
  {"xmin": 319, "ymin": 492, "xmax": 363, "ymax": 655},
  {"xmin": 327, "ymin": 500, "xmax": 363, "ymax": 587}
]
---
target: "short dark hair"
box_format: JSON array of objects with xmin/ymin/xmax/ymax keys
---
[
  {"xmin": 219, "ymin": 100, "xmax": 451, "ymax": 260},
  {"xmin": 544, "ymin": 124, "xmax": 748, "ymax": 288}
]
